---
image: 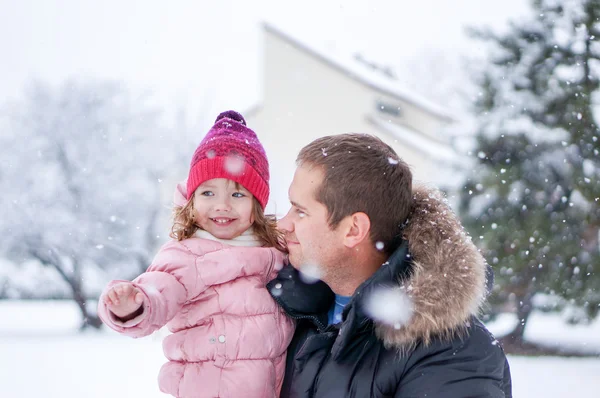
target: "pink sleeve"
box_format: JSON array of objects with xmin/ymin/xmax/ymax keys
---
[
  {"xmin": 97, "ymin": 240, "xmax": 206, "ymax": 338},
  {"xmin": 268, "ymin": 248, "xmax": 287, "ymax": 281}
]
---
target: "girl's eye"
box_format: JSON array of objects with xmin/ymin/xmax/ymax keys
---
[
  {"xmin": 232, "ymin": 192, "xmax": 245, "ymax": 198},
  {"xmin": 201, "ymin": 191, "xmax": 214, "ymax": 197}
]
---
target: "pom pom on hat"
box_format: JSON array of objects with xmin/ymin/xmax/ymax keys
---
[{"xmin": 215, "ymin": 110, "xmax": 246, "ymax": 126}]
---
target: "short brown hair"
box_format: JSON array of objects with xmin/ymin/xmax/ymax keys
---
[
  {"xmin": 297, "ymin": 134, "xmax": 412, "ymax": 255},
  {"xmin": 170, "ymin": 187, "xmax": 284, "ymax": 251}
]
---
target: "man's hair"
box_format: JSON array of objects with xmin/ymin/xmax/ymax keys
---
[{"xmin": 297, "ymin": 133, "xmax": 412, "ymax": 255}]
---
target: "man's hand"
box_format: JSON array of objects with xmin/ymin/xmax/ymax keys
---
[{"xmin": 104, "ymin": 282, "xmax": 144, "ymax": 319}]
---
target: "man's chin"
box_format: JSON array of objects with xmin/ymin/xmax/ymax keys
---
[{"xmin": 287, "ymin": 253, "xmax": 302, "ymax": 270}]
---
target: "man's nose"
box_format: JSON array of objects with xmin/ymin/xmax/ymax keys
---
[{"xmin": 277, "ymin": 209, "xmax": 293, "ymax": 232}]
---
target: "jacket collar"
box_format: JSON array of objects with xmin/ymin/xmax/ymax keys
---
[{"xmin": 267, "ymin": 265, "xmax": 333, "ymax": 332}]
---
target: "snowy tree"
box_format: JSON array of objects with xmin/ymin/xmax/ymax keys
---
[
  {"xmin": 0, "ymin": 79, "xmax": 180, "ymax": 328},
  {"xmin": 461, "ymin": 0, "xmax": 600, "ymax": 346}
]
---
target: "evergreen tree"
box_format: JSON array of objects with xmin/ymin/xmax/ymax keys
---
[{"xmin": 461, "ymin": 0, "xmax": 600, "ymax": 344}]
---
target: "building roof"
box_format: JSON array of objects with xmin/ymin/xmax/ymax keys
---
[
  {"xmin": 263, "ymin": 22, "xmax": 455, "ymax": 123},
  {"xmin": 367, "ymin": 115, "xmax": 468, "ymax": 170}
]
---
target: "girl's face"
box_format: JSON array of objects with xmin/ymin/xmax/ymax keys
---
[{"xmin": 192, "ymin": 178, "xmax": 255, "ymax": 239}]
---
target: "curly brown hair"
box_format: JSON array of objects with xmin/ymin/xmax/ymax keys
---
[{"xmin": 170, "ymin": 189, "xmax": 285, "ymax": 252}]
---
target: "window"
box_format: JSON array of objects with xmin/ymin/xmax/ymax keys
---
[{"xmin": 376, "ymin": 100, "xmax": 402, "ymax": 117}]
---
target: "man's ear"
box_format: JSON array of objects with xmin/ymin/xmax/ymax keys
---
[{"xmin": 342, "ymin": 212, "xmax": 371, "ymax": 249}]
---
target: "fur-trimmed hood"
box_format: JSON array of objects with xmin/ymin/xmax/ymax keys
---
[{"xmin": 372, "ymin": 185, "xmax": 487, "ymax": 349}]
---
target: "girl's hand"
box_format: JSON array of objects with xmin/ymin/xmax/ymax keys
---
[{"xmin": 104, "ymin": 282, "xmax": 144, "ymax": 319}]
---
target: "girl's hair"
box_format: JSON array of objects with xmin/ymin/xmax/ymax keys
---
[{"xmin": 170, "ymin": 187, "xmax": 285, "ymax": 252}]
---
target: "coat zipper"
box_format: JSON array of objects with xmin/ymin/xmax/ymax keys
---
[{"xmin": 271, "ymin": 294, "xmax": 328, "ymax": 332}]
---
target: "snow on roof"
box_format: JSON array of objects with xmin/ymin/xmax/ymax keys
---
[
  {"xmin": 263, "ymin": 22, "xmax": 455, "ymax": 123},
  {"xmin": 367, "ymin": 115, "xmax": 468, "ymax": 169}
]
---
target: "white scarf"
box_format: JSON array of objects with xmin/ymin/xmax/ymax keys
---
[{"xmin": 194, "ymin": 228, "xmax": 263, "ymax": 247}]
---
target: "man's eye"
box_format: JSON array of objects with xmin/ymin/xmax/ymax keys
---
[
  {"xmin": 232, "ymin": 192, "xmax": 245, "ymax": 198},
  {"xmin": 296, "ymin": 208, "xmax": 306, "ymax": 218},
  {"xmin": 201, "ymin": 191, "xmax": 214, "ymax": 196}
]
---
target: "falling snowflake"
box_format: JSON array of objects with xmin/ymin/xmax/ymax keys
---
[
  {"xmin": 270, "ymin": 283, "xmax": 283, "ymax": 297},
  {"xmin": 364, "ymin": 286, "xmax": 413, "ymax": 329},
  {"xmin": 224, "ymin": 155, "xmax": 245, "ymax": 175},
  {"xmin": 299, "ymin": 263, "xmax": 322, "ymax": 284}
]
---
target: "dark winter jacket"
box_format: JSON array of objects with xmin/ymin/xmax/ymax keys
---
[{"xmin": 268, "ymin": 187, "xmax": 512, "ymax": 397}]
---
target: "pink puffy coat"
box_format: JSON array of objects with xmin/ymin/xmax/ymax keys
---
[{"xmin": 98, "ymin": 236, "xmax": 295, "ymax": 398}]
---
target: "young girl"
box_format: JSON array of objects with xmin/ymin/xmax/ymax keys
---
[{"xmin": 98, "ymin": 110, "xmax": 295, "ymax": 398}]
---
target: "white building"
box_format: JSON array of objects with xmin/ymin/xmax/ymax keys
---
[{"xmin": 246, "ymin": 23, "xmax": 464, "ymax": 215}]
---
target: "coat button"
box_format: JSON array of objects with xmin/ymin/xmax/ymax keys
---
[{"xmin": 218, "ymin": 335, "xmax": 226, "ymax": 343}]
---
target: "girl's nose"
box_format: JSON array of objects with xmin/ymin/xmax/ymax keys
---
[{"xmin": 214, "ymin": 199, "xmax": 232, "ymax": 212}]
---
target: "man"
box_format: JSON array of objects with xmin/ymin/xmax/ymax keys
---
[{"xmin": 268, "ymin": 134, "xmax": 512, "ymax": 397}]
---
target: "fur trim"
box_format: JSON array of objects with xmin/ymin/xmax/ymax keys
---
[{"xmin": 375, "ymin": 185, "xmax": 487, "ymax": 349}]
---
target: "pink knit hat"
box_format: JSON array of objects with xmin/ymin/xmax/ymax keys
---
[{"xmin": 186, "ymin": 110, "xmax": 270, "ymax": 209}]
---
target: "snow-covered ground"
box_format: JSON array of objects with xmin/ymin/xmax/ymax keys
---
[
  {"xmin": 1, "ymin": 301, "xmax": 599, "ymax": 398},
  {"xmin": 487, "ymin": 311, "xmax": 600, "ymax": 355}
]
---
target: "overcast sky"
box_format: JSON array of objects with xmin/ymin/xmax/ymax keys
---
[{"xmin": 0, "ymin": 0, "xmax": 530, "ymax": 124}]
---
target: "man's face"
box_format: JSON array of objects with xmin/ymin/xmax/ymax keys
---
[{"xmin": 278, "ymin": 165, "xmax": 346, "ymax": 280}]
